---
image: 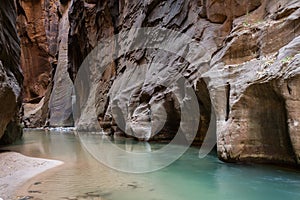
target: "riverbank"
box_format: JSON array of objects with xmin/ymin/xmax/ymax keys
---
[{"xmin": 0, "ymin": 151, "xmax": 63, "ymax": 200}]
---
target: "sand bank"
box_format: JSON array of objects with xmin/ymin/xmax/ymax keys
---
[{"xmin": 0, "ymin": 152, "xmax": 63, "ymax": 200}]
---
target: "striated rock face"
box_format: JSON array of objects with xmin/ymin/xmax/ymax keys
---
[
  {"xmin": 0, "ymin": 0, "xmax": 23, "ymax": 144},
  {"xmin": 17, "ymin": 0, "xmax": 57, "ymax": 102},
  {"xmin": 17, "ymin": 0, "xmax": 73, "ymax": 127},
  {"xmin": 17, "ymin": 0, "xmax": 58, "ymax": 127},
  {"xmin": 68, "ymin": 0, "xmax": 219, "ymax": 144},
  {"xmin": 66, "ymin": 0, "xmax": 300, "ymax": 166},
  {"xmin": 49, "ymin": 0, "xmax": 73, "ymax": 127},
  {"xmin": 14, "ymin": 0, "xmax": 300, "ymax": 166}
]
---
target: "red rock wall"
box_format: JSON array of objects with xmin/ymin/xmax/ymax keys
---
[
  {"xmin": 17, "ymin": 0, "xmax": 57, "ymax": 102},
  {"xmin": 17, "ymin": 0, "xmax": 72, "ymax": 127}
]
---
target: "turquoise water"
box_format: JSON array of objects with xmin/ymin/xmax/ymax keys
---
[{"xmin": 2, "ymin": 130, "xmax": 300, "ymax": 200}]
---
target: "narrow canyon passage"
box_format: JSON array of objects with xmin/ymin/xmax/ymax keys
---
[
  {"xmin": 1, "ymin": 0, "xmax": 300, "ymax": 199},
  {"xmin": 13, "ymin": 0, "xmax": 300, "ymax": 166}
]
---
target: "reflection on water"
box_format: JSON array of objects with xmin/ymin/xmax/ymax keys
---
[
  {"xmin": 2, "ymin": 129, "xmax": 300, "ymax": 200},
  {"xmin": 79, "ymin": 133, "xmax": 193, "ymax": 173}
]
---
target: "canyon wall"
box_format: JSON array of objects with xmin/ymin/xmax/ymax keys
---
[
  {"xmin": 18, "ymin": 0, "xmax": 300, "ymax": 166},
  {"xmin": 205, "ymin": 0, "xmax": 300, "ymax": 165},
  {"xmin": 49, "ymin": 0, "xmax": 73, "ymax": 127},
  {"xmin": 18, "ymin": 0, "xmax": 73, "ymax": 127},
  {"xmin": 0, "ymin": 0, "xmax": 23, "ymax": 144},
  {"xmin": 67, "ymin": 0, "xmax": 300, "ymax": 166}
]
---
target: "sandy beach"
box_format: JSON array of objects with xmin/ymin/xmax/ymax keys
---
[{"xmin": 0, "ymin": 152, "xmax": 63, "ymax": 200}]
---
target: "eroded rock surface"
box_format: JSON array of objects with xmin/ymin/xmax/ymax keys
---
[
  {"xmin": 17, "ymin": 0, "xmax": 73, "ymax": 127},
  {"xmin": 49, "ymin": 0, "xmax": 73, "ymax": 127},
  {"xmin": 67, "ymin": 0, "xmax": 300, "ymax": 166},
  {"xmin": 69, "ymin": 0, "xmax": 219, "ymax": 145},
  {"xmin": 204, "ymin": 0, "xmax": 300, "ymax": 165},
  {"xmin": 17, "ymin": 0, "xmax": 56, "ymax": 102},
  {"xmin": 14, "ymin": 0, "xmax": 300, "ymax": 166},
  {"xmin": 0, "ymin": 0, "xmax": 23, "ymax": 143}
]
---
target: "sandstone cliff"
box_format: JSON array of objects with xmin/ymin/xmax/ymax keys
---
[
  {"xmin": 17, "ymin": 0, "xmax": 300, "ymax": 166},
  {"xmin": 66, "ymin": 0, "xmax": 300, "ymax": 166},
  {"xmin": 0, "ymin": 0, "xmax": 23, "ymax": 144},
  {"xmin": 17, "ymin": 0, "xmax": 73, "ymax": 127}
]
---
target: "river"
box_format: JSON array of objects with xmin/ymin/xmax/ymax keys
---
[{"xmin": 2, "ymin": 129, "xmax": 300, "ymax": 200}]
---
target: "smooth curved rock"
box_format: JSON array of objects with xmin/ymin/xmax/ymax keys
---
[{"xmin": 49, "ymin": 1, "xmax": 73, "ymax": 127}]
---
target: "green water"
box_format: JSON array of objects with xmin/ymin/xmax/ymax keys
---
[{"xmin": 2, "ymin": 130, "xmax": 300, "ymax": 200}]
